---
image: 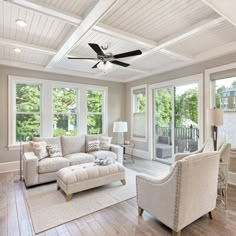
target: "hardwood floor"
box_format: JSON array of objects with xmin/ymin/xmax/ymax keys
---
[{"xmin": 0, "ymin": 158, "xmax": 236, "ymax": 236}]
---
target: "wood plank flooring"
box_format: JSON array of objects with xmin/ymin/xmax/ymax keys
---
[{"xmin": 0, "ymin": 157, "xmax": 236, "ymax": 236}]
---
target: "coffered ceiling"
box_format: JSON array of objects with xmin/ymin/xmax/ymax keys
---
[{"xmin": 1, "ymin": 0, "xmax": 236, "ymax": 82}]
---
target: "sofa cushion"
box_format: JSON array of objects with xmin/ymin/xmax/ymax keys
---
[
  {"xmin": 47, "ymin": 144, "xmax": 62, "ymax": 158},
  {"xmin": 89, "ymin": 151, "xmax": 117, "ymax": 160},
  {"xmin": 33, "ymin": 137, "xmax": 62, "ymax": 151},
  {"xmin": 38, "ymin": 157, "xmax": 70, "ymax": 174},
  {"xmin": 61, "ymin": 135, "xmax": 85, "ymax": 156},
  {"xmin": 64, "ymin": 153, "xmax": 95, "ymax": 165}
]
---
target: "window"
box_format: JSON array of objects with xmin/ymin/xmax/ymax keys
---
[
  {"xmin": 9, "ymin": 76, "xmax": 108, "ymax": 149},
  {"xmin": 87, "ymin": 90, "xmax": 103, "ymax": 134},
  {"xmin": 53, "ymin": 87, "xmax": 78, "ymax": 136},
  {"xmin": 16, "ymin": 83, "xmax": 41, "ymax": 142},
  {"xmin": 131, "ymin": 85, "xmax": 147, "ymax": 140}
]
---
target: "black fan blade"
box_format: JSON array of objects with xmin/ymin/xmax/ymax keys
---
[
  {"xmin": 88, "ymin": 43, "xmax": 104, "ymax": 56},
  {"xmin": 110, "ymin": 60, "xmax": 130, "ymax": 67},
  {"xmin": 67, "ymin": 57, "xmax": 97, "ymax": 60},
  {"xmin": 113, "ymin": 50, "xmax": 142, "ymax": 59},
  {"xmin": 92, "ymin": 62, "xmax": 100, "ymax": 68}
]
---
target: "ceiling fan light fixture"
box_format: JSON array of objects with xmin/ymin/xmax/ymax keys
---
[
  {"xmin": 16, "ymin": 19, "xmax": 27, "ymax": 27},
  {"xmin": 97, "ymin": 61, "xmax": 113, "ymax": 71}
]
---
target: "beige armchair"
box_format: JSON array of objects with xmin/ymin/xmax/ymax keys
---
[
  {"xmin": 136, "ymin": 152, "xmax": 220, "ymax": 236},
  {"xmin": 175, "ymin": 138, "xmax": 231, "ymax": 163}
]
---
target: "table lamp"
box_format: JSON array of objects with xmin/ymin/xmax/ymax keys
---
[
  {"xmin": 113, "ymin": 121, "xmax": 128, "ymax": 145},
  {"xmin": 208, "ymin": 108, "xmax": 224, "ymax": 151}
]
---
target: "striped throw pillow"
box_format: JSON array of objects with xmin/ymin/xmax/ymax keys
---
[
  {"xmin": 47, "ymin": 144, "xmax": 62, "ymax": 158},
  {"xmin": 87, "ymin": 140, "xmax": 100, "ymax": 152}
]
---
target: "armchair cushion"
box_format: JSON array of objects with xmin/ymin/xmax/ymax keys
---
[
  {"xmin": 64, "ymin": 153, "xmax": 95, "ymax": 165},
  {"xmin": 38, "ymin": 157, "xmax": 70, "ymax": 174}
]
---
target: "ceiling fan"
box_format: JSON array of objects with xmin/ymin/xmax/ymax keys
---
[{"xmin": 67, "ymin": 43, "xmax": 142, "ymax": 70}]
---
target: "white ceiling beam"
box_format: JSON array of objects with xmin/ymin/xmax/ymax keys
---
[
  {"xmin": 0, "ymin": 59, "xmax": 126, "ymax": 82},
  {"xmin": 195, "ymin": 41, "xmax": 236, "ymax": 61},
  {"xmin": 0, "ymin": 37, "xmax": 57, "ymax": 55},
  {"xmin": 201, "ymin": 0, "xmax": 236, "ymax": 26},
  {"xmin": 97, "ymin": 16, "xmax": 224, "ymax": 76},
  {"xmin": 93, "ymin": 23, "xmax": 157, "ymax": 49},
  {"xmin": 159, "ymin": 49, "xmax": 193, "ymax": 61},
  {"xmin": 5, "ymin": 0, "xmax": 82, "ymax": 26},
  {"xmin": 46, "ymin": 0, "xmax": 119, "ymax": 68}
]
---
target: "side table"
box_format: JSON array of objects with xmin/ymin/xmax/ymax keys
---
[
  {"xmin": 217, "ymin": 162, "xmax": 228, "ymax": 208},
  {"xmin": 121, "ymin": 143, "xmax": 135, "ymax": 163}
]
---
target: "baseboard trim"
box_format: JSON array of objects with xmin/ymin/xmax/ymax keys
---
[
  {"xmin": 0, "ymin": 161, "xmax": 19, "ymax": 173},
  {"xmin": 125, "ymin": 147, "xmax": 151, "ymax": 160}
]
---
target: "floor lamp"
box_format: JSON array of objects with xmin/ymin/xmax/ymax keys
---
[
  {"xmin": 208, "ymin": 108, "xmax": 224, "ymax": 151},
  {"xmin": 113, "ymin": 121, "xmax": 128, "ymax": 145}
]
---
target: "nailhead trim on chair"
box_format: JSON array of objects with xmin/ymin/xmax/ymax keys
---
[
  {"xmin": 136, "ymin": 162, "xmax": 182, "ymax": 231},
  {"xmin": 173, "ymin": 162, "xmax": 182, "ymax": 231}
]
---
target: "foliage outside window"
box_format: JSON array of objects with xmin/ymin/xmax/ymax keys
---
[
  {"xmin": 16, "ymin": 83, "xmax": 41, "ymax": 141},
  {"xmin": 132, "ymin": 86, "xmax": 147, "ymax": 139},
  {"xmin": 53, "ymin": 87, "xmax": 77, "ymax": 137},
  {"xmin": 87, "ymin": 90, "xmax": 103, "ymax": 134}
]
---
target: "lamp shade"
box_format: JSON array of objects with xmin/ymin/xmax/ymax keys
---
[
  {"xmin": 113, "ymin": 121, "xmax": 128, "ymax": 132},
  {"xmin": 208, "ymin": 108, "xmax": 224, "ymax": 126}
]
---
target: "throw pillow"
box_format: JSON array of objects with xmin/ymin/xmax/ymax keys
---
[
  {"xmin": 47, "ymin": 144, "xmax": 62, "ymax": 158},
  {"xmin": 95, "ymin": 156, "xmax": 115, "ymax": 166},
  {"xmin": 30, "ymin": 141, "xmax": 48, "ymax": 160},
  {"xmin": 87, "ymin": 140, "xmax": 100, "ymax": 152},
  {"xmin": 100, "ymin": 136, "xmax": 112, "ymax": 150}
]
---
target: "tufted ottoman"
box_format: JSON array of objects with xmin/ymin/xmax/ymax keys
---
[{"xmin": 56, "ymin": 162, "xmax": 126, "ymax": 201}]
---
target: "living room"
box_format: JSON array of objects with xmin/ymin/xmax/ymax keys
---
[{"xmin": 0, "ymin": 0, "xmax": 236, "ymax": 235}]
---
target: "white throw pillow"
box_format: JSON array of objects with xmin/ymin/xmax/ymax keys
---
[
  {"xmin": 87, "ymin": 140, "xmax": 100, "ymax": 152},
  {"xmin": 47, "ymin": 144, "xmax": 62, "ymax": 158},
  {"xmin": 30, "ymin": 141, "xmax": 48, "ymax": 160},
  {"xmin": 100, "ymin": 136, "xmax": 112, "ymax": 150}
]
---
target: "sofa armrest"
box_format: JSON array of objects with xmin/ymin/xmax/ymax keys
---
[
  {"xmin": 23, "ymin": 152, "xmax": 39, "ymax": 187},
  {"xmin": 110, "ymin": 144, "xmax": 123, "ymax": 164}
]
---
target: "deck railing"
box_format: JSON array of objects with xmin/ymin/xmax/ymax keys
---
[{"xmin": 156, "ymin": 127, "xmax": 199, "ymax": 141}]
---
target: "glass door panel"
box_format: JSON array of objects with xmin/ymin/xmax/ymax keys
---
[
  {"xmin": 214, "ymin": 77, "xmax": 236, "ymax": 146},
  {"xmin": 154, "ymin": 87, "xmax": 173, "ymax": 164},
  {"xmin": 174, "ymin": 83, "xmax": 199, "ymax": 154}
]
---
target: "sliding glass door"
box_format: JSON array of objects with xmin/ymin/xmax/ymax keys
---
[{"xmin": 153, "ymin": 80, "xmax": 201, "ymax": 164}]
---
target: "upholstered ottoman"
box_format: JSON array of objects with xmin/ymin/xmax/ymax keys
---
[{"xmin": 56, "ymin": 162, "xmax": 126, "ymax": 201}]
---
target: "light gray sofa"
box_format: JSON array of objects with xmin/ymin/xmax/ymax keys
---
[{"xmin": 23, "ymin": 135, "xmax": 123, "ymax": 187}]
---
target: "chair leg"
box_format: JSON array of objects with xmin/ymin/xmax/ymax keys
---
[
  {"xmin": 208, "ymin": 210, "xmax": 213, "ymax": 219},
  {"xmin": 57, "ymin": 185, "xmax": 60, "ymax": 190},
  {"xmin": 121, "ymin": 179, "xmax": 126, "ymax": 185},
  {"xmin": 172, "ymin": 230, "xmax": 181, "ymax": 236},
  {"xmin": 138, "ymin": 207, "xmax": 144, "ymax": 216}
]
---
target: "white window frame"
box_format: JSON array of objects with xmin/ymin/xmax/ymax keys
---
[
  {"xmin": 86, "ymin": 88, "xmax": 106, "ymax": 135},
  {"xmin": 131, "ymin": 84, "xmax": 148, "ymax": 142},
  {"xmin": 148, "ymin": 74, "xmax": 203, "ymax": 161},
  {"xmin": 52, "ymin": 85, "xmax": 79, "ymax": 136},
  {"xmin": 205, "ymin": 61, "xmax": 236, "ymax": 140},
  {"xmin": 8, "ymin": 76, "xmax": 108, "ymax": 150}
]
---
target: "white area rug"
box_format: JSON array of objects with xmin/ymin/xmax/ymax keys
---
[{"xmin": 24, "ymin": 168, "xmax": 137, "ymax": 233}]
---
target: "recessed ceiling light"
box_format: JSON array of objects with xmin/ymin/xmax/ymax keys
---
[
  {"xmin": 16, "ymin": 19, "xmax": 27, "ymax": 27},
  {"xmin": 14, "ymin": 48, "xmax": 21, "ymax": 53}
]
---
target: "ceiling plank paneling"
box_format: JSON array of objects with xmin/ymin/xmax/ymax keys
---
[{"xmin": 47, "ymin": 0, "xmax": 119, "ymax": 67}]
